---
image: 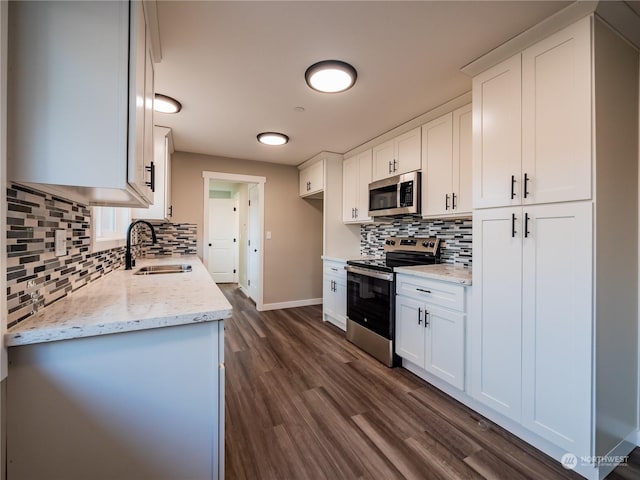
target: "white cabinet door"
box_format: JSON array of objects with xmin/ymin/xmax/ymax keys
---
[
  {"xmin": 470, "ymin": 207, "xmax": 523, "ymax": 421},
  {"xmin": 372, "ymin": 139, "xmax": 395, "ymax": 181},
  {"xmin": 422, "ymin": 113, "xmax": 453, "ymax": 217},
  {"xmin": 342, "ymin": 150, "xmax": 372, "ymax": 223},
  {"xmin": 356, "ymin": 150, "xmax": 372, "ymax": 222},
  {"xmin": 395, "ymin": 127, "xmax": 422, "ymax": 175},
  {"xmin": 141, "ymin": 25, "xmax": 154, "ymax": 204},
  {"xmin": 424, "ymin": 304, "xmax": 465, "ymax": 390},
  {"xmin": 299, "ymin": 161, "xmax": 324, "ymax": 197},
  {"xmin": 452, "ymin": 104, "xmax": 472, "ymax": 215},
  {"xmin": 472, "ymin": 54, "xmax": 522, "ymax": 209},
  {"xmin": 323, "ymin": 260, "xmax": 347, "ymax": 331},
  {"xmin": 395, "ymin": 295, "xmax": 426, "ymax": 366},
  {"xmin": 131, "ymin": 127, "xmax": 172, "ymax": 221},
  {"xmin": 128, "ymin": 0, "xmax": 150, "ymax": 201},
  {"xmin": 522, "ymin": 17, "xmax": 592, "ymax": 205},
  {"xmin": 342, "ymin": 156, "xmax": 358, "ymax": 222},
  {"xmin": 521, "ymin": 202, "xmax": 592, "ymax": 455},
  {"xmin": 372, "ymin": 128, "xmax": 421, "ymax": 181}
]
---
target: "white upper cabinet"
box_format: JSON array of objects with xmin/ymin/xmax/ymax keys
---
[
  {"xmin": 422, "ymin": 113, "xmax": 453, "ymax": 216},
  {"xmin": 452, "ymin": 104, "xmax": 473, "ymax": 214},
  {"xmin": 132, "ymin": 127, "xmax": 174, "ymax": 221},
  {"xmin": 299, "ymin": 160, "xmax": 324, "ymax": 198},
  {"xmin": 473, "ymin": 16, "xmax": 592, "ymax": 209},
  {"xmin": 342, "ymin": 150, "xmax": 372, "ymax": 223},
  {"xmin": 372, "ymin": 127, "xmax": 421, "ymax": 181},
  {"xmin": 521, "ymin": 17, "xmax": 592, "ymax": 205},
  {"xmin": 472, "ymin": 55, "xmax": 522, "ymax": 209},
  {"xmin": 8, "ymin": 0, "xmax": 154, "ymax": 207},
  {"xmin": 422, "ymin": 104, "xmax": 472, "ymax": 217}
]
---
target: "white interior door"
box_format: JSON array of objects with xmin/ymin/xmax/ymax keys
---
[
  {"xmin": 207, "ymin": 197, "xmax": 237, "ymax": 283},
  {"xmin": 247, "ymin": 185, "xmax": 260, "ymax": 301}
]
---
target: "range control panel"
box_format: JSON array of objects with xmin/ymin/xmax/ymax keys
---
[{"xmin": 383, "ymin": 236, "xmax": 440, "ymax": 255}]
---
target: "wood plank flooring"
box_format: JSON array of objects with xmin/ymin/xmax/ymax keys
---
[{"xmin": 221, "ymin": 284, "xmax": 640, "ymax": 480}]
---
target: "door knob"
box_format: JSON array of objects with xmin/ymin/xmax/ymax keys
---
[
  {"xmin": 208, "ymin": 243, "xmax": 212, "ymax": 247},
  {"xmin": 254, "ymin": 249, "xmax": 257, "ymax": 253}
]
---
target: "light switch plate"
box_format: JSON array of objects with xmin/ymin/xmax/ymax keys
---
[
  {"xmin": 266, "ymin": 231, "xmax": 272, "ymax": 240},
  {"xmin": 55, "ymin": 229, "xmax": 67, "ymax": 257}
]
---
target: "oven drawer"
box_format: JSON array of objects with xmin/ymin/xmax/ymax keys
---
[{"xmin": 396, "ymin": 275, "xmax": 465, "ymax": 312}]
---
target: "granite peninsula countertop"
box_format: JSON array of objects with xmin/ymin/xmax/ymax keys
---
[
  {"xmin": 5, "ymin": 256, "xmax": 232, "ymax": 347},
  {"xmin": 394, "ymin": 263, "xmax": 472, "ymax": 286}
]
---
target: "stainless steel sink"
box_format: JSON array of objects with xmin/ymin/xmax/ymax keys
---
[{"xmin": 134, "ymin": 264, "xmax": 192, "ymax": 275}]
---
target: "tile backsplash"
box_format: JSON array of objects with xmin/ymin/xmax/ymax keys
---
[
  {"xmin": 134, "ymin": 221, "xmax": 198, "ymax": 257},
  {"xmin": 6, "ymin": 184, "xmax": 198, "ymax": 328},
  {"xmin": 361, "ymin": 216, "xmax": 472, "ymax": 266}
]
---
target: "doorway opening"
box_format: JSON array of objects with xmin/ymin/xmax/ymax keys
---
[{"xmin": 202, "ymin": 172, "xmax": 266, "ymax": 310}]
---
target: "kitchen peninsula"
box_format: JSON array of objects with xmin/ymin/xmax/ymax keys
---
[{"xmin": 5, "ymin": 256, "xmax": 230, "ymax": 480}]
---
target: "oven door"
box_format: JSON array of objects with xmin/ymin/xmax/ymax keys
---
[{"xmin": 345, "ymin": 266, "xmax": 395, "ymax": 340}]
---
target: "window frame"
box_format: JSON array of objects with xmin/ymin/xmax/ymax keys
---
[{"xmin": 91, "ymin": 206, "xmax": 131, "ymax": 253}]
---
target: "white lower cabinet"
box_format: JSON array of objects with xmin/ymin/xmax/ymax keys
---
[
  {"xmin": 323, "ymin": 259, "xmax": 347, "ymax": 331},
  {"xmin": 7, "ymin": 321, "xmax": 225, "ymax": 480},
  {"xmin": 471, "ymin": 202, "xmax": 592, "ymax": 457},
  {"xmin": 395, "ymin": 275, "xmax": 466, "ymax": 390}
]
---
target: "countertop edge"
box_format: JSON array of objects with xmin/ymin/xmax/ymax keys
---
[
  {"xmin": 6, "ymin": 309, "xmax": 233, "ymax": 347},
  {"xmin": 394, "ymin": 265, "xmax": 472, "ymax": 286}
]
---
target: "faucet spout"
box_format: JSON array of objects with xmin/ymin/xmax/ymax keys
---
[{"xmin": 125, "ymin": 220, "xmax": 158, "ymax": 270}]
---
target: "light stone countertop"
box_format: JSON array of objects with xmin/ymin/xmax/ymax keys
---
[
  {"xmin": 5, "ymin": 256, "xmax": 232, "ymax": 347},
  {"xmin": 394, "ymin": 263, "xmax": 472, "ymax": 286}
]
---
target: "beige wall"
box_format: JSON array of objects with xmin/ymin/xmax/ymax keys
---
[{"xmin": 171, "ymin": 151, "xmax": 323, "ymax": 305}]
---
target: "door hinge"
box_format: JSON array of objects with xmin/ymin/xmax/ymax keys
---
[
  {"xmin": 233, "ymin": 238, "xmax": 237, "ymax": 243},
  {"xmin": 248, "ymin": 200, "xmax": 251, "ymax": 206},
  {"xmin": 233, "ymin": 207, "xmax": 237, "ymax": 212},
  {"xmin": 248, "ymin": 279, "xmax": 251, "ymax": 286},
  {"xmin": 233, "ymin": 269, "xmax": 236, "ymax": 274},
  {"xmin": 248, "ymin": 239, "xmax": 251, "ymax": 246}
]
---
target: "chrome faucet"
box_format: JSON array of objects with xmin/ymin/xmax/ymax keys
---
[{"xmin": 125, "ymin": 220, "xmax": 158, "ymax": 270}]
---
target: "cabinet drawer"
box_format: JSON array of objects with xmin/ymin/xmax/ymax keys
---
[
  {"xmin": 324, "ymin": 261, "xmax": 347, "ymax": 283},
  {"xmin": 396, "ymin": 276, "xmax": 465, "ymax": 311}
]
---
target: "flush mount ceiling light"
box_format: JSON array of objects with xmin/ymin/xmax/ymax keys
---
[
  {"xmin": 305, "ymin": 60, "xmax": 357, "ymax": 93},
  {"xmin": 154, "ymin": 94, "xmax": 182, "ymax": 114},
  {"xmin": 257, "ymin": 132, "xmax": 289, "ymax": 146}
]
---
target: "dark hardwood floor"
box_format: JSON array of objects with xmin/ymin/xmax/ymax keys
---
[{"xmin": 221, "ymin": 284, "xmax": 640, "ymax": 480}]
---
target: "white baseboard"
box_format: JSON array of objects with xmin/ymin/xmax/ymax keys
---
[
  {"xmin": 238, "ymin": 285, "xmax": 250, "ymax": 298},
  {"xmin": 259, "ymin": 298, "xmax": 322, "ymax": 311}
]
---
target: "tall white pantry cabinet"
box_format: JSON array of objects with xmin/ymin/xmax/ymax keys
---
[{"xmin": 471, "ymin": 15, "xmax": 639, "ymax": 480}]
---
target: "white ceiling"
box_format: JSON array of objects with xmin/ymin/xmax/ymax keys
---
[{"xmin": 154, "ymin": 0, "xmax": 571, "ymax": 166}]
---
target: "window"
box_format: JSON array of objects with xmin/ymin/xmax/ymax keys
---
[{"xmin": 92, "ymin": 206, "xmax": 131, "ymax": 252}]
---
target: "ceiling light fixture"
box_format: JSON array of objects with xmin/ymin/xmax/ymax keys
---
[
  {"xmin": 257, "ymin": 132, "xmax": 289, "ymax": 146},
  {"xmin": 305, "ymin": 60, "xmax": 357, "ymax": 93},
  {"xmin": 154, "ymin": 94, "xmax": 182, "ymax": 114}
]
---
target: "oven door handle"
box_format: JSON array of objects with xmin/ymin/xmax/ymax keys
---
[{"xmin": 345, "ymin": 265, "xmax": 394, "ymax": 281}]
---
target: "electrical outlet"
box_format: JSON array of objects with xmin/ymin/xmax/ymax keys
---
[{"xmin": 55, "ymin": 229, "xmax": 67, "ymax": 256}]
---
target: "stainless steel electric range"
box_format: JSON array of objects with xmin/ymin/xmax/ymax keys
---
[{"xmin": 345, "ymin": 236, "xmax": 440, "ymax": 367}]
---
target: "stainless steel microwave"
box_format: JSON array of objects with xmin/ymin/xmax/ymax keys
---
[{"xmin": 368, "ymin": 171, "xmax": 421, "ymax": 217}]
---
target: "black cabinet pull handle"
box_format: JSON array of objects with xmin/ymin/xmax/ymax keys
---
[
  {"xmin": 425, "ymin": 310, "xmax": 430, "ymax": 327},
  {"xmin": 168, "ymin": 205, "xmax": 173, "ymax": 217},
  {"xmin": 145, "ymin": 162, "xmax": 155, "ymax": 192},
  {"xmin": 524, "ymin": 212, "xmax": 530, "ymax": 238},
  {"xmin": 452, "ymin": 192, "xmax": 457, "ymax": 210},
  {"xmin": 524, "ymin": 173, "xmax": 529, "ymax": 199},
  {"xmin": 418, "ymin": 307, "xmax": 422, "ymax": 325},
  {"xmin": 416, "ymin": 288, "xmax": 431, "ymax": 294},
  {"xmin": 512, "ymin": 213, "xmax": 516, "ymax": 238},
  {"xmin": 388, "ymin": 161, "xmax": 393, "ymax": 174},
  {"xmin": 445, "ymin": 194, "xmax": 450, "ymax": 210},
  {"xmin": 511, "ymin": 175, "xmax": 516, "ymax": 199},
  {"xmin": 355, "ymin": 207, "xmax": 358, "ymax": 218}
]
